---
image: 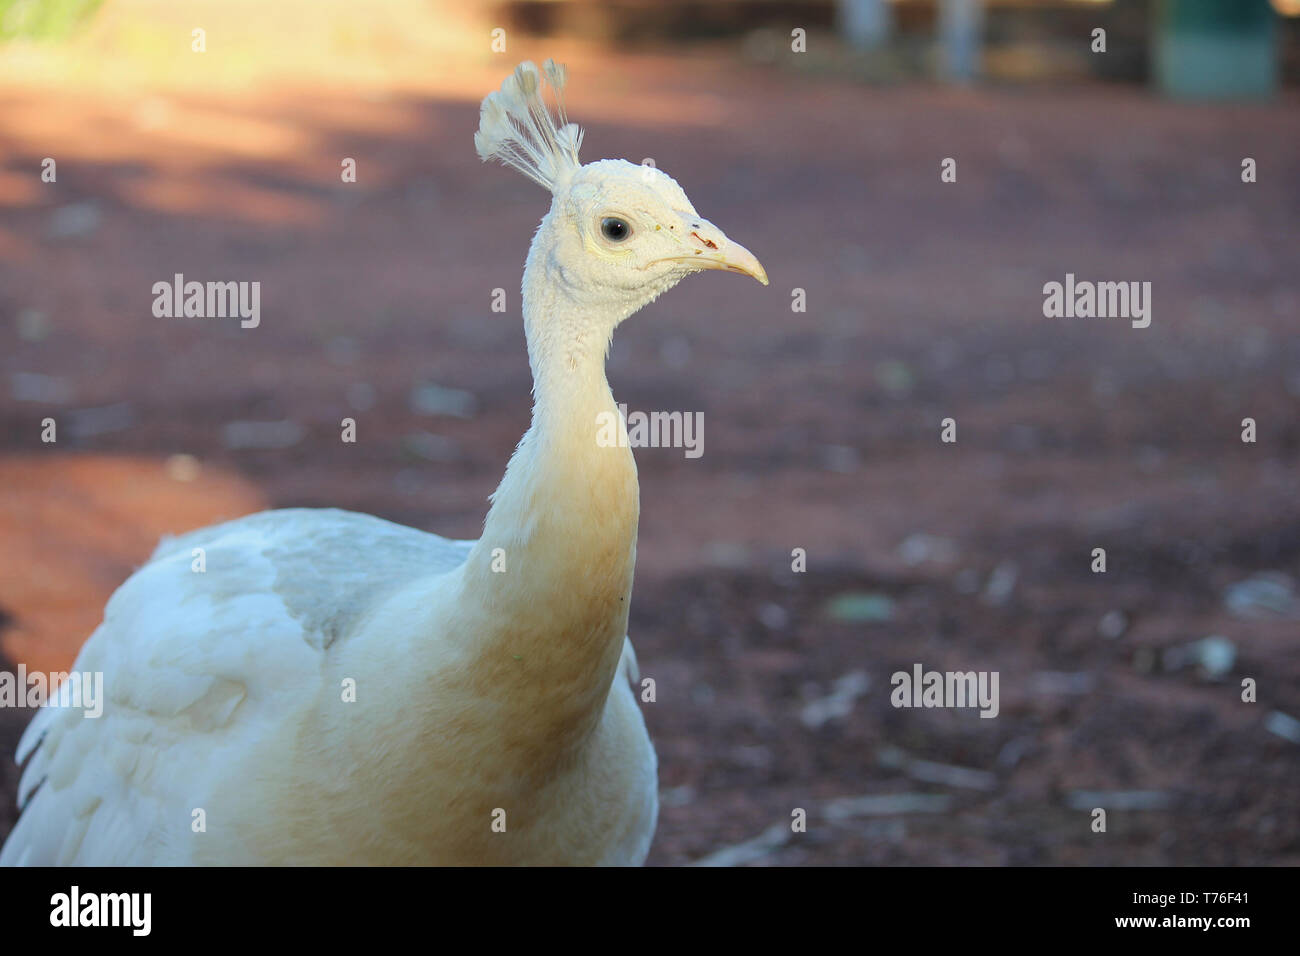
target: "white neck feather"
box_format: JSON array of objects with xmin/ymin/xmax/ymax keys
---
[{"xmin": 453, "ymin": 215, "xmax": 640, "ymax": 746}]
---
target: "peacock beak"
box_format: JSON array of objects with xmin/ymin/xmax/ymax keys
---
[
  {"xmin": 703, "ymin": 236, "xmax": 769, "ymax": 286},
  {"xmin": 658, "ymin": 217, "xmax": 769, "ymax": 286}
]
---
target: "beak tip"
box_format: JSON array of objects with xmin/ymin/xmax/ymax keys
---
[{"xmin": 734, "ymin": 251, "xmax": 768, "ymax": 286}]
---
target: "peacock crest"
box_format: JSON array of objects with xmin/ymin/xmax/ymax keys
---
[{"xmin": 474, "ymin": 59, "xmax": 584, "ymax": 193}]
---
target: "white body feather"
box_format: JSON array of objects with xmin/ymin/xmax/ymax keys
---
[{"xmin": 3, "ymin": 508, "xmax": 655, "ymax": 865}]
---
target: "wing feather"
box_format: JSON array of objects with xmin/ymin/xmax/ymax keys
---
[{"xmin": 2, "ymin": 508, "xmax": 473, "ymax": 865}]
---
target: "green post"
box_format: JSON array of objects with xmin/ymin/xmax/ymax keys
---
[{"xmin": 1153, "ymin": 0, "xmax": 1278, "ymax": 100}]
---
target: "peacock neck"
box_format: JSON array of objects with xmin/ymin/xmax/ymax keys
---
[{"xmin": 458, "ymin": 254, "xmax": 639, "ymax": 750}]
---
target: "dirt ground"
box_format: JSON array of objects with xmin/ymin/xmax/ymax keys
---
[{"xmin": 1, "ymin": 3, "xmax": 1298, "ymax": 865}]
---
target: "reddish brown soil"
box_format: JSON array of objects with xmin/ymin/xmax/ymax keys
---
[{"xmin": 1, "ymin": 32, "xmax": 1298, "ymax": 864}]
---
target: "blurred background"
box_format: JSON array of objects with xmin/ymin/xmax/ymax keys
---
[{"xmin": 0, "ymin": 0, "xmax": 1297, "ymax": 865}]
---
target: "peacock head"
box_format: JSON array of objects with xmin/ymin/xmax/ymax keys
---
[{"xmin": 475, "ymin": 60, "xmax": 767, "ymax": 313}]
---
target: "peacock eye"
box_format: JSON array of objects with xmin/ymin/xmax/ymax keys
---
[{"xmin": 600, "ymin": 217, "xmax": 631, "ymax": 242}]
